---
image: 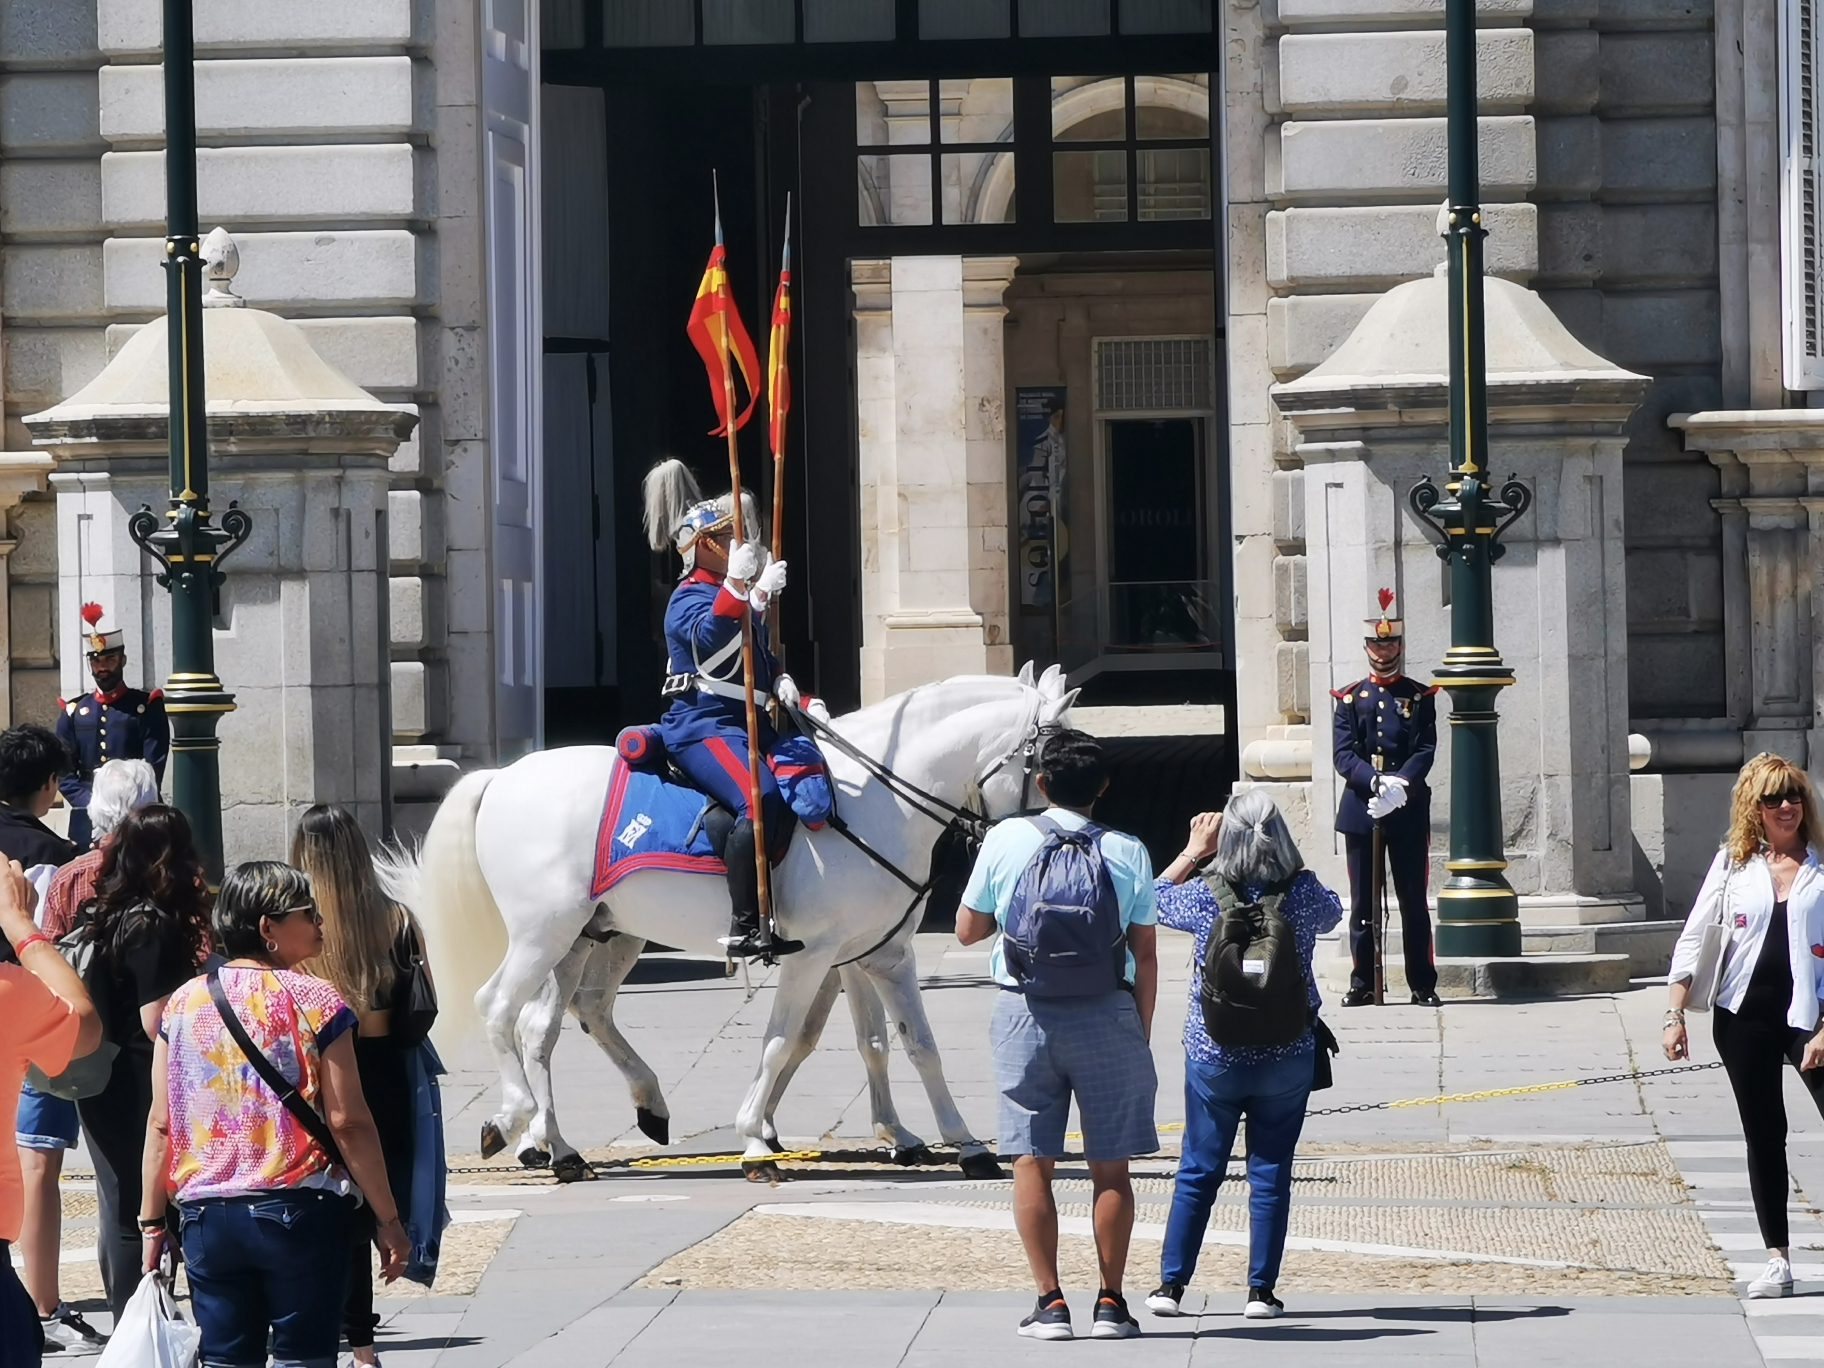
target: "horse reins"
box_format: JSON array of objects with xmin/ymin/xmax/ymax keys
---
[{"xmin": 790, "ymin": 701, "xmax": 1057, "ymax": 968}]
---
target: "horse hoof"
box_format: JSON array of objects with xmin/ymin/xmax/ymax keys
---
[
  {"xmin": 742, "ymin": 1160, "xmax": 783, "ymax": 1184},
  {"xmin": 480, "ymin": 1121, "xmax": 507, "ymax": 1160},
  {"xmin": 892, "ymin": 1144, "xmax": 935, "ymax": 1167},
  {"xmin": 518, "ymin": 1147, "xmax": 552, "ymax": 1170},
  {"xmin": 636, "ymin": 1108, "xmax": 670, "ymax": 1146},
  {"xmin": 552, "ymin": 1153, "xmax": 595, "ymax": 1183},
  {"xmin": 958, "ymin": 1151, "xmax": 1004, "ymax": 1180}
]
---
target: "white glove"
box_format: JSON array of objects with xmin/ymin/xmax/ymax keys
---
[
  {"xmin": 775, "ymin": 673, "xmax": 802, "ymax": 710},
  {"xmin": 1367, "ymin": 775, "xmax": 1409, "ymax": 820},
  {"xmin": 749, "ymin": 558, "xmax": 786, "ymax": 613},
  {"xmin": 724, "ymin": 540, "xmax": 760, "ymax": 584}
]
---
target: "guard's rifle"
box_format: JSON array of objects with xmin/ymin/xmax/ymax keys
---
[{"xmin": 1372, "ymin": 752, "xmax": 1388, "ymax": 1006}]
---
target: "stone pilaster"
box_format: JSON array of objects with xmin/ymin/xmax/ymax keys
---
[
  {"xmin": 1672, "ymin": 412, "xmax": 1824, "ymax": 772},
  {"xmin": 854, "ymin": 255, "xmax": 1015, "ymax": 703}
]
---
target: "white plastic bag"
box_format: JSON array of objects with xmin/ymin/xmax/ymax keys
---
[{"xmin": 95, "ymin": 1272, "xmax": 200, "ymax": 1368}]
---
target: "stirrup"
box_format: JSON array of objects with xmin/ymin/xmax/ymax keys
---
[{"xmin": 719, "ymin": 930, "xmax": 805, "ymax": 962}]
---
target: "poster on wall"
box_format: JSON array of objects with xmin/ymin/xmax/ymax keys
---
[{"xmin": 1016, "ymin": 387, "xmax": 1068, "ymax": 610}]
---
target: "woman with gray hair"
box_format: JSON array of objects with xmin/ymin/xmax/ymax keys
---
[
  {"xmin": 1145, "ymin": 790, "xmax": 1342, "ymax": 1321},
  {"xmin": 42, "ymin": 759, "xmax": 160, "ymax": 940}
]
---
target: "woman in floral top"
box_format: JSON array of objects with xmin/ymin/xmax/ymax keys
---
[
  {"xmin": 139, "ymin": 861, "xmax": 408, "ymax": 1368},
  {"xmin": 1144, "ymin": 790, "xmax": 1342, "ymax": 1322}
]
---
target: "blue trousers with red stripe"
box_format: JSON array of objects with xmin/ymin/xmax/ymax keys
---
[{"xmin": 672, "ymin": 732, "xmax": 794, "ymax": 863}]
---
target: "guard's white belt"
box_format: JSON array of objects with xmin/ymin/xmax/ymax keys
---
[{"xmin": 696, "ymin": 676, "xmax": 773, "ymax": 705}]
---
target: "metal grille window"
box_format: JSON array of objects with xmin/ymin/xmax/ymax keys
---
[
  {"xmin": 1783, "ymin": 0, "xmax": 1824, "ymax": 388},
  {"xmin": 1096, "ymin": 338, "xmax": 1212, "ymax": 411}
]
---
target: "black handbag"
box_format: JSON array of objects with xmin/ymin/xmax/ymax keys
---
[
  {"xmin": 207, "ymin": 968, "xmax": 345, "ymax": 1169},
  {"xmin": 1311, "ymin": 1015, "xmax": 1340, "ymax": 1092},
  {"xmin": 391, "ymin": 924, "xmax": 438, "ymax": 1048}
]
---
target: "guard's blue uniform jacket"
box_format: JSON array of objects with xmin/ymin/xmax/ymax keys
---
[
  {"xmin": 656, "ymin": 569, "xmax": 781, "ymax": 752},
  {"xmin": 56, "ymin": 684, "xmax": 168, "ymax": 850},
  {"xmin": 1331, "ymin": 672, "xmax": 1437, "ymax": 839}
]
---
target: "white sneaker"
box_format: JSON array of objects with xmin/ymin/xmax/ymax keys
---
[
  {"xmin": 1748, "ymin": 1256, "xmax": 1794, "ymax": 1299},
  {"xmin": 1244, "ymin": 1289, "xmax": 1285, "ymax": 1319},
  {"xmin": 41, "ymin": 1304, "xmax": 107, "ymax": 1351}
]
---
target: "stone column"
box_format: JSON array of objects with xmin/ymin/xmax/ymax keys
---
[
  {"xmin": 1274, "ymin": 271, "xmax": 1649, "ymax": 921},
  {"xmin": 852, "ymin": 255, "xmax": 1015, "ymax": 703},
  {"xmin": 1672, "ymin": 413, "xmax": 1824, "ymax": 771},
  {"xmin": 25, "ymin": 282, "xmax": 414, "ymax": 860}
]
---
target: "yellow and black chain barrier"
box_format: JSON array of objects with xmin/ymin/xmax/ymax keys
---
[{"xmin": 443, "ymin": 1060, "xmax": 1727, "ymax": 1176}]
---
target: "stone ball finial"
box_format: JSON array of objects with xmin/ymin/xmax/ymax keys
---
[{"xmin": 200, "ymin": 227, "xmax": 244, "ymax": 308}]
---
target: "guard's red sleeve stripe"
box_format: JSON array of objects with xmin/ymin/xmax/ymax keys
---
[
  {"xmin": 713, "ymin": 586, "xmax": 746, "ymax": 618},
  {"xmin": 1329, "ymin": 688, "xmax": 1350, "ymax": 700},
  {"xmin": 1422, "ymin": 685, "xmax": 1440, "ymax": 696}
]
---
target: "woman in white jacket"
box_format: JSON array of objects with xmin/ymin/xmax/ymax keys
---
[{"xmin": 1665, "ymin": 752, "xmax": 1824, "ymax": 1298}]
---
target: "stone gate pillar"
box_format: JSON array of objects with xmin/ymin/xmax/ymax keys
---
[{"xmin": 24, "ymin": 242, "xmax": 415, "ymax": 861}]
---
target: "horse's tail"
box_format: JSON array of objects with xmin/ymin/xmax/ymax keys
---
[{"xmin": 379, "ymin": 768, "xmax": 504, "ymax": 1047}]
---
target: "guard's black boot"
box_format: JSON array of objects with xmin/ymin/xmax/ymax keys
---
[{"xmin": 716, "ymin": 817, "xmax": 803, "ymax": 960}]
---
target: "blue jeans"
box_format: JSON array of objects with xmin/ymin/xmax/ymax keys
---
[
  {"xmin": 178, "ymin": 1191, "xmax": 350, "ymax": 1368},
  {"xmin": 1161, "ymin": 1052, "xmax": 1312, "ymax": 1292}
]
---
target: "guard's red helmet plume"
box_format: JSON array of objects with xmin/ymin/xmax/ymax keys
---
[{"xmin": 80, "ymin": 601, "xmax": 104, "ymax": 627}]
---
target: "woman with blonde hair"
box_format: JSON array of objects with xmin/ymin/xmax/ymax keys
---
[
  {"xmin": 1666, "ymin": 752, "xmax": 1824, "ymax": 1299},
  {"xmin": 292, "ymin": 805, "xmax": 443, "ymax": 1366}
]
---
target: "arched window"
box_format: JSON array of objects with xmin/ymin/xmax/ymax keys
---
[{"xmin": 1052, "ymin": 74, "xmax": 1211, "ymax": 222}]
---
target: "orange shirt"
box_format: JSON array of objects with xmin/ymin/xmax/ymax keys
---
[{"xmin": 0, "ymin": 963, "xmax": 79, "ymax": 1241}]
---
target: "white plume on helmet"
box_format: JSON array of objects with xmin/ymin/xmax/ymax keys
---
[{"xmin": 641, "ymin": 458, "xmax": 765, "ymax": 570}]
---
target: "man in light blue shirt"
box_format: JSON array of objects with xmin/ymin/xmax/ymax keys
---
[{"xmin": 958, "ymin": 728, "xmax": 1158, "ymax": 1343}]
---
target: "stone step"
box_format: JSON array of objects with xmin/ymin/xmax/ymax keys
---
[
  {"xmin": 1317, "ymin": 952, "xmax": 1632, "ymax": 1000},
  {"xmin": 1522, "ymin": 919, "xmax": 1681, "ymax": 975}
]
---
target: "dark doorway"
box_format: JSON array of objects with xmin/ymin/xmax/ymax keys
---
[{"xmin": 1106, "ymin": 417, "xmax": 1212, "ymax": 651}]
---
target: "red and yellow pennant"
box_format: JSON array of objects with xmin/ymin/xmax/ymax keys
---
[
  {"xmin": 766, "ymin": 235, "xmax": 792, "ymax": 459},
  {"xmin": 687, "ymin": 213, "xmax": 763, "ymax": 437}
]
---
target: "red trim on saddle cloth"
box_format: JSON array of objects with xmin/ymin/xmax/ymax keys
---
[{"xmin": 589, "ymin": 759, "xmax": 725, "ymax": 900}]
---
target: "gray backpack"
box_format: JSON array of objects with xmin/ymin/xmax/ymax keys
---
[
  {"xmin": 24, "ymin": 920, "xmax": 119, "ymax": 1100},
  {"xmin": 1002, "ymin": 816, "xmax": 1127, "ymax": 997}
]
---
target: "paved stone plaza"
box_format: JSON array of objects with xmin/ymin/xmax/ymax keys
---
[{"xmin": 35, "ymin": 929, "xmax": 1824, "ymax": 1365}]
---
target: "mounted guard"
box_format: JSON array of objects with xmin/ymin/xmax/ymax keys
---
[{"xmin": 637, "ymin": 458, "xmax": 829, "ymax": 960}]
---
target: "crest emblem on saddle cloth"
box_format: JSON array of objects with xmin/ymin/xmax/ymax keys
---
[{"xmin": 617, "ymin": 812, "xmax": 654, "ymax": 849}]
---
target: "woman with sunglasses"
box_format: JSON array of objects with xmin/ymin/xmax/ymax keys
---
[
  {"xmin": 1666, "ymin": 752, "xmax": 1824, "ymax": 1299},
  {"xmin": 139, "ymin": 861, "xmax": 408, "ymax": 1368},
  {"xmin": 71, "ymin": 803, "xmax": 211, "ymax": 1321}
]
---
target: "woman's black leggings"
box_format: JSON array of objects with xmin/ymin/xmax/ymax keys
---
[{"xmin": 1714, "ymin": 1007, "xmax": 1824, "ymax": 1249}]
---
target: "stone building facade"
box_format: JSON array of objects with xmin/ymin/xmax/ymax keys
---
[{"xmin": 0, "ymin": 0, "xmax": 1811, "ymax": 900}]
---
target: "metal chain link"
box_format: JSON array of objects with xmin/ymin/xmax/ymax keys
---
[{"xmin": 441, "ymin": 1061, "xmax": 1730, "ymax": 1177}]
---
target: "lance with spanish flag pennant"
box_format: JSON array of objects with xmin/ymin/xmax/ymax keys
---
[
  {"xmin": 689, "ymin": 175, "xmax": 777, "ymax": 957},
  {"xmin": 687, "ymin": 185, "xmax": 764, "ymax": 439},
  {"xmin": 765, "ymin": 197, "xmax": 793, "ymax": 649}
]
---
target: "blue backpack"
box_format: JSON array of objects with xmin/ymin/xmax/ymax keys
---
[{"xmin": 1002, "ymin": 816, "xmax": 1127, "ymax": 997}]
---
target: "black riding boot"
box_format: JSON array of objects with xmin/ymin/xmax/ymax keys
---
[{"xmin": 709, "ymin": 813, "xmax": 803, "ymax": 961}]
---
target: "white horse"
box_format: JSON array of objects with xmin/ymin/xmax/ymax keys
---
[{"xmin": 395, "ymin": 665, "xmax": 1075, "ymax": 1177}]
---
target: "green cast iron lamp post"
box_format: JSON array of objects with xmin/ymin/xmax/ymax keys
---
[
  {"xmin": 1408, "ymin": 0, "xmax": 1534, "ymax": 956},
  {"xmin": 125, "ymin": 0, "xmax": 252, "ymax": 882}
]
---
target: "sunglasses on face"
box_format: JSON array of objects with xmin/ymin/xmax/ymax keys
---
[
  {"xmin": 1761, "ymin": 790, "xmax": 1806, "ymax": 810},
  {"xmin": 273, "ymin": 902, "xmax": 322, "ymax": 926}
]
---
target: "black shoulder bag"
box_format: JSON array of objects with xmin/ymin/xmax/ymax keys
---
[
  {"xmin": 206, "ymin": 968, "xmax": 345, "ymax": 1169},
  {"xmin": 390, "ymin": 924, "xmax": 438, "ymax": 1048}
]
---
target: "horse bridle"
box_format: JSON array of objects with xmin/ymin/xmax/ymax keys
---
[{"xmin": 790, "ymin": 699, "xmax": 1058, "ymax": 965}]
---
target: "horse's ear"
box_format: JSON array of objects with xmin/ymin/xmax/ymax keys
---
[
  {"xmin": 1017, "ymin": 661, "xmax": 1036, "ymax": 687},
  {"xmin": 1048, "ymin": 687, "xmax": 1081, "ymax": 720},
  {"xmin": 1037, "ymin": 663, "xmax": 1065, "ymax": 699}
]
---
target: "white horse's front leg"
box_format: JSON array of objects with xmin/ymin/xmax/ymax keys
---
[
  {"xmin": 568, "ymin": 932, "xmax": 673, "ymax": 1146},
  {"xmin": 758, "ymin": 966, "xmax": 844, "ymax": 1150},
  {"xmin": 477, "ymin": 927, "xmax": 582, "ymax": 1166},
  {"xmin": 735, "ymin": 954, "xmax": 836, "ymax": 1161},
  {"xmin": 860, "ymin": 943, "xmax": 1001, "ymax": 1178},
  {"xmin": 839, "ymin": 963, "xmax": 925, "ymax": 1153}
]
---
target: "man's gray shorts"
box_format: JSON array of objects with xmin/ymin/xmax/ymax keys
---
[{"xmin": 990, "ymin": 989, "xmax": 1159, "ymax": 1161}]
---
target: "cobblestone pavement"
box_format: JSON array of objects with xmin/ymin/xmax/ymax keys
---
[{"xmin": 35, "ymin": 931, "xmax": 1824, "ymax": 1364}]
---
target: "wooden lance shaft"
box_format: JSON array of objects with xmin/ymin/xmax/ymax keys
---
[{"xmin": 722, "ymin": 362, "xmax": 774, "ymax": 940}]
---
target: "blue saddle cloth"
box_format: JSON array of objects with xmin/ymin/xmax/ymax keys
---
[{"xmin": 590, "ymin": 762, "xmax": 724, "ymax": 899}]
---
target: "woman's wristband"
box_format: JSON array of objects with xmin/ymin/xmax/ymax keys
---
[
  {"xmin": 13, "ymin": 932, "xmax": 50, "ymax": 956},
  {"xmin": 138, "ymin": 1217, "xmax": 166, "ymax": 1232}
]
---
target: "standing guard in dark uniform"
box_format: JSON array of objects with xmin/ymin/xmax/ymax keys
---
[
  {"xmin": 55, "ymin": 602, "xmax": 167, "ymax": 852},
  {"xmin": 1332, "ymin": 590, "xmax": 1441, "ymax": 1007}
]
